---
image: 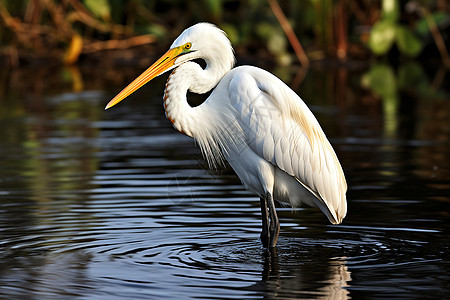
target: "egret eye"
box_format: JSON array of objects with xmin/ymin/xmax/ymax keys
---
[{"xmin": 185, "ymin": 43, "xmax": 192, "ymax": 50}]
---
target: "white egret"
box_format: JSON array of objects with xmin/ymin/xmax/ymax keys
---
[{"xmin": 106, "ymin": 23, "xmax": 347, "ymax": 248}]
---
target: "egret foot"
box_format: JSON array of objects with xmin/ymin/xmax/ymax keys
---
[
  {"xmin": 267, "ymin": 193, "xmax": 280, "ymax": 248},
  {"xmin": 260, "ymin": 193, "xmax": 279, "ymax": 248},
  {"xmin": 260, "ymin": 197, "xmax": 270, "ymax": 247}
]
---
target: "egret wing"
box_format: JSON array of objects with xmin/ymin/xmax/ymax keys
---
[{"xmin": 229, "ymin": 66, "xmax": 347, "ymax": 224}]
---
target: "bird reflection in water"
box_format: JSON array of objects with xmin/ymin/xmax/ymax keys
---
[{"xmin": 261, "ymin": 248, "xmax": 351, "ymax": 298}]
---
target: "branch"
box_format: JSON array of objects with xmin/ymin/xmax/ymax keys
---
[
  {"xmin": 83, "ymin": 35, "xmax": 155, "ymax": 53},
  {"xmin": 267, "ymin": 0, "xmax": 310, "ymax": 68},
  {"xmin": 421, "ymin": 6, "xmax": 450, "ymax": 68},
  {"xmin": 66, "ymin": 0, "xmax": 130, "ymax": 35}
]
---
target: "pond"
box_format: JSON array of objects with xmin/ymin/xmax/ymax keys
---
[{"xmin": 0, "ymin": 60, "xmax": 449, "ymax": 299}]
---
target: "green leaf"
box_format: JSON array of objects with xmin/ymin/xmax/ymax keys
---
[
  {"xmin": 368, "ymin": 20, "xmax": 397, "ymax": 55},
  {"xmin": 396, "ymin": 26, "xmax": 422, "ymax": 56},
  {"xmin": 267, "ymin": 31, "xmax": 287, "ymax": 55},
  {"xmin": 138, "ymin": 24, "xmax": 167, "ymax": 38},
  {"xmin": 256, "ymin": 22, "xmax": 275, "ymax": 39},
  {"xmin": 415, "ymin": 12, "xmax": 448, "ymax": 37},
  {"xmin": 221, "ymin": 23, "xmax": 239, "ymax": 45},
  {"xmin": 382, "ymin": 0, "xmax": 399, "ymax": 22},
  {"xmin": 205, "ymin": 0, "xmax": 222, "ymax": 19},
  {"xmin": 84, "ymin": 0, "xmax": 111, "ymax": 20}
]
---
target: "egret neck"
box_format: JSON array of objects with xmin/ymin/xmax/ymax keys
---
[{"xmin": 163, "ymin": 51, "xmax": 234, "ymax": 137}]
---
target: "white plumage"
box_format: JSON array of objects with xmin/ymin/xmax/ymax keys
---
[{"xmin": 106, "ymin": 23, "xmax": 347, "ymax": 248}]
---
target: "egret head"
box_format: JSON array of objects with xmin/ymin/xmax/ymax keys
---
[
  {"xmin": 170, "ymin": 23, "xmax": 234, "ymax": 69},
  {"xmin": 105, "ymin": 23, "xmax": 234, "ymax": 110}
]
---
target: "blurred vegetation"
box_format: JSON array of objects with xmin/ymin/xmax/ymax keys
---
[{"xmin": 0, "ymin": 0, "xmax": 449, "ymax": 67}]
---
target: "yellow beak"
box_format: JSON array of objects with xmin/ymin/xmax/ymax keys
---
[{"xmin": 105, "ymin": 47, "xmax": 183, "ymax": 110}]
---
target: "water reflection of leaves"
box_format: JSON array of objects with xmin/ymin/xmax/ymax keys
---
[
  {"xmin": 362, "ymin": 64, "xmax": 398, "ymax": 138},
  {"xmin": 363, "ymin": 61, "xmax": 448, "ymax": 99},
  {"xmin": 361, "ymin": 61, "xmax": 448, "ymax": 138}
]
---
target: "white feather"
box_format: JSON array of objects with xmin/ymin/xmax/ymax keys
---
[{"xmin": 160, "ymin": 23, "xmax": 346, "ymax": 224}]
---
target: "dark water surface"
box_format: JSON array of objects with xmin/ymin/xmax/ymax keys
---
[{"xmin": 1, "ymin": 63, "xmax": 449, "ymax": 299}]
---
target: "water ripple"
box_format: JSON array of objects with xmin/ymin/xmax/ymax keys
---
[{"xmin": 1, "ymin": 90, "xmax": 449, "ymax": 299}]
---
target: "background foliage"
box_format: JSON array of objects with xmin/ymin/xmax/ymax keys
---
[{"xmin": 0, "ymin": 0, "xmax": 449, "ymax": 67}]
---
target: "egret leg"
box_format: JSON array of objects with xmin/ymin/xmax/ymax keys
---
[
  {"xmin": 267, "ymin": 193, "xmax": 280, "ymax": 248},
  {"xmin": 260, "ymin": 197, "xmax": 270, "ymax": 247}
]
